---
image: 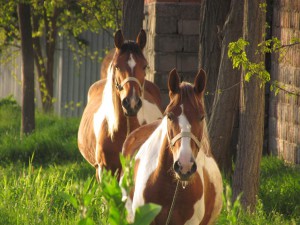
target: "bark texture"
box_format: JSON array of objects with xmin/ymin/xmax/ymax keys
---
[
  {"xmin": 122, "ymin": 0, "xmax": 144, "ymax": 40},
  {"xmin": 232, "ymin": 0, "xmax": 266, "ymax": 210},
  {"xmin": 18, "ymin": 3, "xmax": 35, "ymax": 135},
  {"xmin": 199, "ymin": 0, "xmax": 231, "ymax": 114},
  {"xmin": 206, "ymin": 0, "xmax": 244, "ymax": 174}
]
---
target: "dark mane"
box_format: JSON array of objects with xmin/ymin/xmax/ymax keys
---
[
  {"xmin": 119, "ymin": 41, "xmax": 145, "ymax": 58},
  {"xmin": 164, "ymin": 82, "xmax": 204, "ymax": 116}
]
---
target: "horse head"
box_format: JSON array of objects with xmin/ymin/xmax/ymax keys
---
[
  {"xmin": 111, "ymin": 29, "xmax": 147, "ymax": 116},
  {"xmin": 165, "ymin": 68, "xmax": 206, "ymax": 181}
]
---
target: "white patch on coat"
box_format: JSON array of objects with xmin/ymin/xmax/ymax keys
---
[
  {"xmin": 137, "ymin": 98, "xmax": 162, "ymax": 125},
  {"xmin": 128, "ymin": 53, "xmax": 136, "ymax": 74},
  {"xmin": 131, "ymin": 117, "xmax": 168, "ymax": 216},
  {"xmin": 93, "ymin": 103, "xmax": 105, "ymax": 172},
  {"xmin": 185, "ymin": 150, "xmax": 223, "ymax": 225}
]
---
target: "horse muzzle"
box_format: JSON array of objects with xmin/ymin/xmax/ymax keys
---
[
  {"xmin": 122, "ymin": 96, "xmax": 142, "ymax": 116},
  {"xmin": 173, "ymin": 159, "xmax": 197, "ymax": 181}
]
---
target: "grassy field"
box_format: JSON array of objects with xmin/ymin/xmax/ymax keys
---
[{"xmin": 0, "ymin": 96, "xmax": 299, "ymax": 225}]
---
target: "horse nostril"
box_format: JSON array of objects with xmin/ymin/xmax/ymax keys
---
[
  {"xmin": 173, "ymin": 160, "xmax": 181, "ymax": 173},
  {"xmin": 122, "ymin": 97, "xmax": 130, "ymax": 109},
  {"xmin": 191, "ymin": 161, "xmax": 197, "ymax": 174},
  {"xmin": 136, "ymin": 98, "xmax": 142, "ymax": 109}
]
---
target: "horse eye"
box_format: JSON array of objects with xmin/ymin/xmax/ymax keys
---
[
  {"xmin": 200, "ymin": 115, "xmax": 205, "ymax": 121},
  {"xmin": 115, "ymin": 65, "xmax": 121, "ymax": 71},
  {"xmin": 143, "ymin": 65, "xmax": 148, "ymax": 71}
]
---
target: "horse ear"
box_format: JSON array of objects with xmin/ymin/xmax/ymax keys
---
[
  {"xmin": 114, "ymin": 30, "xmax": 124, "ymax": 49},
  {"xmin": 136, "ymin": 29, "xmax": 146, "ymax": 50},
  {"xmin": 168, "ymin": 68, "xmax": 180, "ymax": 94},
  {"xmin": 194, "ymin": 69, "xmax": 206, "ymax": 94}
]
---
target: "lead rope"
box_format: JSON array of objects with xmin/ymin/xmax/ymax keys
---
[
  {"xmin": 165, "ymin": 180, "xmax": 180, "ymax": 225},
  {"xmin": 126, "ymin": 117, "xmax": 130, "ymax": 137}
]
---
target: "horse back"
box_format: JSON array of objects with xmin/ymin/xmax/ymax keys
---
[{"xmin": 122, "ymin": 120, "xmax": 161, "ymax": 158}]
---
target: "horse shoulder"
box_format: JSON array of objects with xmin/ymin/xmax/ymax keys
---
[
  {"xmin": 144, "ymin": 80, "xmax": 163, "ymax": 111},
  {"xmin": 122, "ymin": 120, "xmax": 161, "ymax": 158}
]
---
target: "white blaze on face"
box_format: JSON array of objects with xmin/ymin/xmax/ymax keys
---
[
  {"xmin": 127, "ymin": 53, "xmax": 138, "ymax": 108},
  {"xmin": 128, "ymin": 53, "xmax": 136, "ymax": 74},
  {"xmin": 175, "ymin": 105, "xmax": 194, "ymax": 174},
  {"xmin": 130, "ymin": 88, "xmax": 137, "ymax": 108}
]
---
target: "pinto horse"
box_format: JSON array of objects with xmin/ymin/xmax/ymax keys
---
[
  {"xmin": 122, "ymin": 69, "xmax": 223, "ymax": 225},
  {"xmin": 78, "ymin": 29, "xmax": 163, "ymax": 181}
]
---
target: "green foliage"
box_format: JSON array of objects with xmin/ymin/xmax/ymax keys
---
[
  {"xmin": 259, "ymin": 157, "xmax": 300, "ymax": 222},
  {"xmin": 0, "ymin": 96, "xmax": 81, "ymax": 165},
  {"xmin": 216, "ymin": 184, "xmax": 242, "ymax": 225},
  {"xmin": 216, "ymin": 158, "xmax": 300, "ymax": 225},
  {"xmin": 0, "ymin": 0, "xmax": 121, "ymax": 109},
  {"xmin": 228, "ymin": 38, "xmax": 270, "ymax": 84},
  {"xmin": 228, "ymin": 36, "xmax": 300, "ymax": 95},
  {"xmin": 61, "ymin": 157, "xmax": 161, "ymax": 225}
]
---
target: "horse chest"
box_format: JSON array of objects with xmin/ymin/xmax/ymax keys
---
[
  {"xmin": 141, "ymin": 171, "xmax": 204, "ymax": 225},
  {"xmin": 97, "ymin": 116, "xmax": 141, "ymax": 170}
]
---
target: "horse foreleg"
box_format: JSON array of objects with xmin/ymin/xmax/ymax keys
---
[{"xmin": 95, "ymin": 163, "xmax": 102, "ymax": 182}]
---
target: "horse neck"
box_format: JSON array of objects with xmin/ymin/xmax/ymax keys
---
[{"xmin": 152, "ymin": 136, "xmax": 175, "ymax": 183}]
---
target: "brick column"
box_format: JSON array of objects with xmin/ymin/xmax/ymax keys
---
[{"xmin": 144, "ymin": 0, "xmax": 202, "ymax": 107}]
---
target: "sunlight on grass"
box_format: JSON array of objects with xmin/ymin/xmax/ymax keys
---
[{"xmin": 0, "ymin": 96, "xmax": 299, "ymax": 224}]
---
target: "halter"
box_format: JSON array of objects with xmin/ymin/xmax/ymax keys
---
[
  {"xmin": 114, "ymin": 67, "xmax": 145, "ymax": 137},
  {"xmin": 115, "ymin": 77, "xmax": 144, "ymax": 94},
  {"xmin": 169, "ymin": 131, "xmax": 201, "ymax": 151}
]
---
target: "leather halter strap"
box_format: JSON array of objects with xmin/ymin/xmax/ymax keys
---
[
  {"xmin": 116, "ymin": 77, "xmax": 143, "ymax": 92},
  {"xmin": 169, "ymin": 131, "xmax": 201, "ymax": 151}
]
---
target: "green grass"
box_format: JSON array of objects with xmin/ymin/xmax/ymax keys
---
[
  {"xmin": 0, "ymin": 96, "xmax": 82, "ymax": 165},
  {"xmin": 0, "ymin": 96, "xmax": 299, "ymax": 224}
]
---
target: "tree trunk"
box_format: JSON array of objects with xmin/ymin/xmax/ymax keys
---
[
  {"xmin": 232, "ymin": 0, "xmax": 266, "ymax": 211},
  {"xmin": 122, "ymin": 0, "xmax": 144, "ymax": 40},
  {"xmin": 206, "ymin": 0, "xmax": 244, "ymax": 175},
  {"xmin": 18, "ymin": 3, "xmax": 35, "ymax": 135},
  {"xmin": 32, "ymin": 8, "xmax": 58, "ymax": 113},
  {"xmin": 198, "ymin": 0, "xmax": 231, "ymax": 115}
]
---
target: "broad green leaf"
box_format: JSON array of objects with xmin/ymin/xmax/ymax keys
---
[
  {"xmin": 78, "ymin": 217, "xmax": 95, "ymax": 225},
  {"xmin": 132, "ymin": 203, "xmax": 162, "ymax": 225}
]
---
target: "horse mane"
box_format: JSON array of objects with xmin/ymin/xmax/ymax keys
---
[{"xmin": 102, "ymin": 62, "xmax": 121, "ymax": 139}]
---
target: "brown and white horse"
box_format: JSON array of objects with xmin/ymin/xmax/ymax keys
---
[
  {"xmin": 122, "ymin": 69, "xmax": 223, "ymax": 225},
  {"xmin": 78, "ymin": 29, "xmax": 163, "ymax": 181}
]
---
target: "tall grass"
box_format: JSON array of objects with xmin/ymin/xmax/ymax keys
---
[{"xmin": 0, "ymin": 96, "xmax": 299, "ymax": 224}]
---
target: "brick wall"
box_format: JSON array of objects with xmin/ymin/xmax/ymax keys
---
[
  {"xmin": 144, "ymin": 0, "xmax": 201, "ymax": 107},
  {"xmin": 269, "ymin": 0, "xmax": 300, "ymax": 163}
]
